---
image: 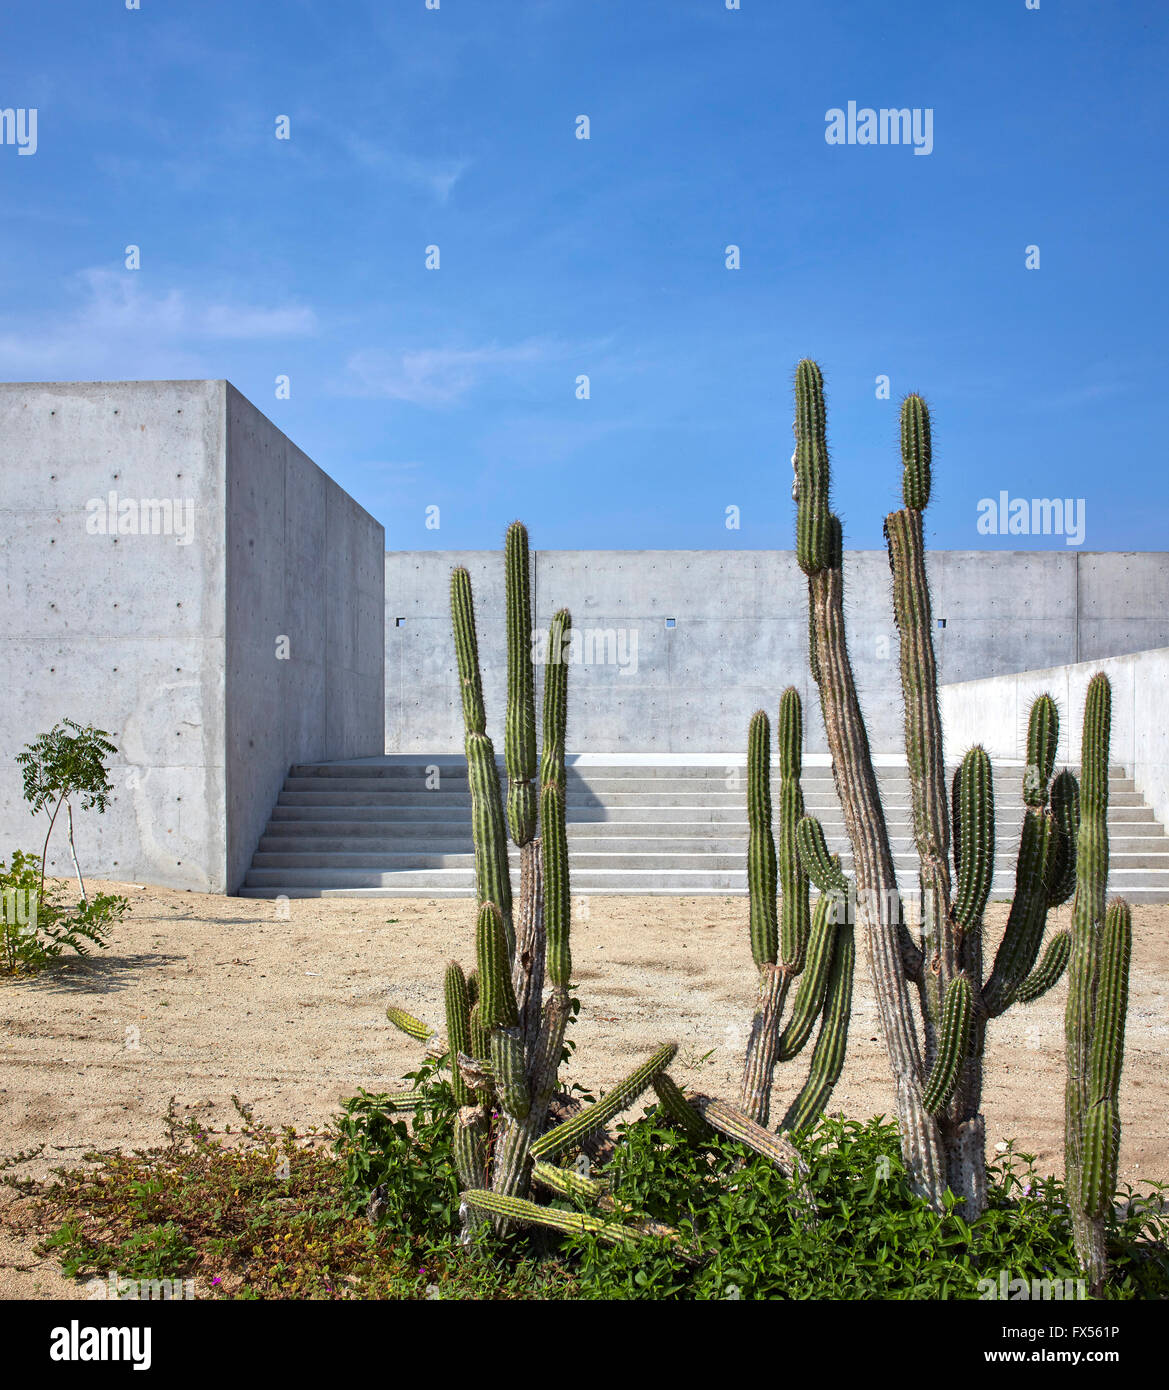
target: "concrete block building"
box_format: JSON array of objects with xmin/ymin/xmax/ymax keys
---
[{"xmin": 0, "ymin": 381, "xmax": 384, "ymax": 892}]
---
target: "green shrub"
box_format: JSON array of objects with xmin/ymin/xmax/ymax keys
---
[
  {"xmin": 559, "ymin": 1113, "xmax": 1169, "ymax": 1300},
  {"xmin": 333, "ymin": 1059, "xmax": 462, "ymax": 1240},
  {"xmin": 0, "ymin": 849, "xmax": 127, "ymax": 976}
]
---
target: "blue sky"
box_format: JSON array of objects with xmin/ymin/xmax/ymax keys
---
[{"xmin": 2, "ymin": 0, "xmax": 1166, "ymax": 551}]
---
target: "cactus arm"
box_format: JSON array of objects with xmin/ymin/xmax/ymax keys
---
[
  {"xmin": 794, "ymin": 359, "xmax": 832, "ymax": 575},
  {"xmin": 781, "ymin": 924, "xmax": 855, "ymax": 1135},
  {"xmin": 539, "ymin": 609, "xmax": 571, "ymax": 794},
  {"xmin": 775, "ymin": 892, "xmax": 838, "ymax": 1061},
  {"xmin": 953, "ymin": 747, "xmax": 995, "ymax": 933},
  {"xmin": 739, "ymin": 707, "xmax": 785, "ymax": 1126},
  {"xmin": 885, "ymin": 395, "xmax": 954, "ymax": 1016},
  {"xmin": 453, "ymin": 566, "xmax": 514, "ymax": 955},
  {"xmin": 504, "ymin": 522, "xmax": 538, "ymax": 846},
  {"xmin": 541, "ymin": 781, "xmax": 571, "ymax": 989},
  {"xmin": 795, "ymin": 815, "xmax": 849, "ymax": 896},
  {"xmin": 1016, "ymin": 929, "xmax": 1071, "ymax": 1004},
  {"xmin": 531, "ymin": 1161, "xmax": 611, "ymax": 1202},
  {"xmin": 374, "ymin": 1088, "xmax": 429, "ymax": 1111},
  {"xmin": 1080, "ymin": 900, "xmax": 1132, "ymax": 1220},
  {"xmin": 451, "ymin": 566, "xmax": 487, "ymax": 733},
  {"xmin": 778, "ymin": 687, "xmax": 811, "ymax": 970},
  {"xmin": 1065, "ymin": 672, "xmax": 1113, "ymax": 1292},
  {"xmin": 921, "ymin": 974, "xmax": 973, "ymax": 1114},
  {"xmin": 385, "ymin": 1005, "xmax": 432, "ymax": 1042},
  {"xmin": 462, "ymin": 1189, "xmax": 644, "ymax": 1246},
  {"xmin": 746, "ymin": 709, "xmax": 779, "ymax": 968},
  {"xmin": 689, "ymin": 1093, "xmax": 815, "ymax": 1214},
  {"xmin": 1023, "ymin": 693, "xmax": 1059, "ymax": 808},
  {"xmin": 899, "ymin": 391, "xmax": 932, "ymax": 510},
  {"xmin": 983, "ymin": 810, "xmax": 1058, "ymax": 1017},
  {"xmin": 530, "ymin": 1043, "xmax": 678, "ymax": 1159},
  {"xmin": 444, "ymin": 962, "xmax": 473, "ymax": 1107},
  {"xmin": 467, "ymin": 732, "xmax": 513, "ymax": 957},
  {"xmin": 652, "ymin": 1073, "xmax": 708, "ymax": 1140},
  {"xmin": 1047, "ymin": 769, "xmax": 1080, "ymax": 908},
  {"xmin": 476, "ymin": 902, "xmax": 519, "ymax": 1029}
]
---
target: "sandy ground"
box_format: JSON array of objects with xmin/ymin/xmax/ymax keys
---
[{"xmin": 1, "ymin": 881, "xmax": 1167, "ymax": 1297}]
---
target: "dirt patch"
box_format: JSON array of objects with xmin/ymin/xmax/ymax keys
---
[{"xmin": 2, "ymin": 880, "xmax": 1166, "ymax": 1297}]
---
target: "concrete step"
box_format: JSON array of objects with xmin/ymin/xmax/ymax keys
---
[
  {"xmin": 242, "ymin": 756, "xmax": 1169, "ymax": 900},
  {"xmin": 267, "ymin": 802, "xmax": 1161, "ymax": 828},
  {"xmin": 273, "ymin": 778, "xmax": 1139, "ymax": 811},
  {"xmin": 256, "ymin": 831, "xmax": 1169, "ymax": 859},
  {"xmin": 250, "ymin": 849, "xmax": 1169, "ymax": 875},
  {"xmin": 290, "ymin": 760, "xmax": 1132, "ymax": 780},
  {"xmin": 240, "ymin": 867, "xmax": 1169, "ymax": 903}
]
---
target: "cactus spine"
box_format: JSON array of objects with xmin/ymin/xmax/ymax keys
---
[
  {"xmin": 791, "ymin": 363, "xmax": 1098, "ymax": 1217},
  {"xmin": 1065, "ymin": 673, "xmax": 1131, "ymax": 1292}
]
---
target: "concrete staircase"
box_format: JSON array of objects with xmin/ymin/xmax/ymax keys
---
[{"xmin": 238, "ymin": 754, "xmax": 1169, "ymax": 902}]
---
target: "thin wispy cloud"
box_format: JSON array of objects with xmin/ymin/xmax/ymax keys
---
[
  {"xmin": 340, "ymin": 134, "xmax": 470, "ymax": 202},
  {"xmin": 0, "ymin": 268, "xmax": 317, "ymax": 378},
  {"xmin": 340, "ymin": 341, "xmax": 552, "ymax": 406}
]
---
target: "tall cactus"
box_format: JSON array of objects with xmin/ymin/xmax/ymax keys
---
[
  {"xmin": 1065, "ymin": 673, "xmax": 1131, "ymax": 1292},
  {"xmin": 738, "ymin": 690, "xmax": 853, "ymax": 1131},
  {"xmin": 790, "ymin": 366, "xmax": 1088, "ymax": 1217},
  {"xmin": 385, "ymin": 525, "xmax": 685, "ymax": 1242}
]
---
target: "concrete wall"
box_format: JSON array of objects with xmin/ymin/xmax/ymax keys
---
[
  {"xmin": 0, "ymin": 380, "xmax": 384, "ymax": 893},
  {"xmin": 941, "ymin": 648, "xmax": 1169, "ymax": 831},
  {"xmin": 384, "ymin": 549, "xmax": 1169, "ymax": 754},
  {"xmin": 224, "ymin": 386, "xmax": 384, "ymax": 892}
]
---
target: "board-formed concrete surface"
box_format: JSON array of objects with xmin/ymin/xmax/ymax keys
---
[
  {"xmin": 0, "ymin": 380, "xmax": 384, "ymax": 892},
  {"xmin": 384, "ymin": 549, "xmax": 1169, "ymax": 755}
]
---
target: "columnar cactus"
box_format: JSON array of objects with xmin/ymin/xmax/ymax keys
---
[
  {"xmin": 791, "ymin": 365, "xmax": 1093, "ymax": 1219},
  {"xmin": 1065, "ymin": 673, "xmax": 1132, "ymax": 1291},
  {"xmin": 385, "ymin": 523, "xmax": 681, "ymax": 1242},
  {"xmin": 738, "ymin": 689, "xmax": 854, "ymax": 1131}
]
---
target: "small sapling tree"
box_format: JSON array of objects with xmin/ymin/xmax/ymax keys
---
[{"xmin": 16, "ymin": 719, "xmax": 118, "ymax": 902}]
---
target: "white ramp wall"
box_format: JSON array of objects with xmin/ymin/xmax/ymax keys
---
[{"xmin": 940, "ymin": 648, "xmax": 1169, "ymax": 831}]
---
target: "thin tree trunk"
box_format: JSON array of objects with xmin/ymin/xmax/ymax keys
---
[
  {"xmin": 67, "ymin": 802, "xmax": 87, "ymax": 903},
  {"xmin": 39, "ymin": 794, "xmax": 66, "ymax": 902}
]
